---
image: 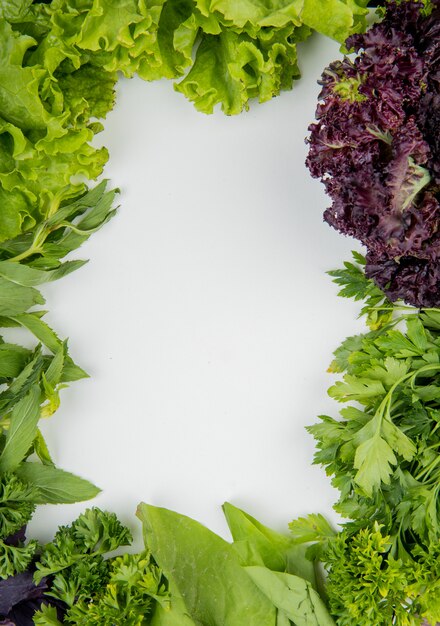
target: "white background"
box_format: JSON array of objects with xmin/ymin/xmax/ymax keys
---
[{"xmin": 28, "ymin": 33, "xmax": 364, "ymax": 546}]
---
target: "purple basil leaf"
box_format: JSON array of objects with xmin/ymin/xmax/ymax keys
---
[
  {"xmin": 3, "ymin": 529, "xmax": 26, "ymax": 549},
  {"xmin": 0, "ymin": 572, "xmax": 47, "ymax": 616},
  {"xmin": 8, "ymin": 600, "xmax": 41, "ymax": 626}
]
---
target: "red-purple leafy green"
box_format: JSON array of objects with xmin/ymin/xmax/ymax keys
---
[{"xmin": 307, "ymin": 0, "xmax": 440, "ymax": 307}]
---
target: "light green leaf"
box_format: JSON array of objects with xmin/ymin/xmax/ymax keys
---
[
  {"xmin": 0, "ymin": 261, "xmax": 54, "ymax": 287},
  {"xmin": 61, "ymin": 358, "xmax": 89, "ymax": 382},
  {"xmin": 138, "ymin": 503, "xmax": 276, "ymax": 626},
  {"xmin": 245, "ymin": 566, "xmax": 336, "ymax": 626},
  {"xmin": 0, "ymin": 19, "xmax": 47, "ymax": 130},
  {"xmin": 365, "ymin": 357, "xmax": 409, "ymax": 387},
  {"xmin": 289, "ymin": 513, "xmax": 336, "ymax": 545},
  {"xmin": 57, "ymin": 64, "xmax": 116, "ymax": 123},
  {"xmin": 0, "ymin": 278, "xmax": 44, "ymax": 316},
  {"xmin": 33, "ymin": 604, "xmax": 63, "ymax": 626},
  {"xmin": 151, "ymin": 594, "xmax": 197, "ymax": 626},
  {"xmin": 411, "ymin": 384, "xmax": 440, "ymax": 402},
  {"xmin": 406, "ymin": 317, "xmax": 429, "ymax": 352},
  {"xmin": 354, "ymin": 433, "xmax": 397, "ymax": 495},
  {"xmin": 44, "ymin": 344, "xmax": 65, "ymax": 387},
  {"xmin": 328, "ymin": 334, "xmax": 364, "ymax": 373},
  {"xmin": 0, "ymin": 537, "xmax": 39, "ymax": 579},
  {"xmin": 224, "ymin": 501, "xmax": 292, "ymax": 571},
  {"xmin": 16, "ymin": 463, "xmax": 100, "ymax": 503},
  {"xmin": 381, "ymin": 418, "xmax": 416, "ymax": 462},
  {"xmin": 0, "ymin": 259, "xmax": 87, "ymax": 287},
  {"xmin": 137, "ymin": 0, "xmax": 196, "ymax": 81},
  {"xmin": 33, "ymin": 429, "xmax": 55, "ymax": 466},
  {"xmin": 376, "ymin": 331, "xmax": 425, "ymax": 358},
  {"xmin": 276, "ymin": 611, "xmax": 291, "ymax": 626},
  {"xmin": 1, "ymin": 347, "xmax": 43, "ymax": 402},
  {"xmin": 41, "ymin": 372, "xmax": 61, "ymax": 417},
  {"xmin": 0, "ymin": 384, "xmax": 40, "ymax": 472},
  {"xmin": 301, "ymin": 0, "xmax": 368, "ymax": 42},
  {"xmin": 0, "ymin": 343, "xmax": 30, "ymax": 378},
  {"xmin": 9, "ymin": 313, "xmax": 61, "ymax": 353},
  {"xmin": 223, "ymin": 502, "xmax": 316, "ymax": 585},
  {"xmin": 175, "ymin": 27, "xmax": 301, "ymax": 114},
  {"xmin": 46, "ymin": 260, "xmax": 88, "ymax": 282},
  {"xmin": 195, "ymin": 0, "xmax": 304, "ymax": 29},
  {"xmin": 0, "ymin": 0, "xmax": 34, "ymax": 22},
  {"xmin": 328, "ymin": 375, "xmax": 385, "ymax": 403}
]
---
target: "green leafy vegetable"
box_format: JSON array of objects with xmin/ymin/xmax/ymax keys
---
[
  {"xmin": 32, "ymin": 508, "xmax": 167, "ymax": 625},
  {"xmin": 0, "ymin": 384, "xmax": 40, "ymax": 474},
  {"xmin": 299, "ymin": 255, "xmax": 440, "ymax": 622},
  {"xmin": 0, "ymin": 15, "xmax": 111, "ymax": 245},
  {"xmin": 328, "ymin": 251, "xmax": 393, "ymax": 330},
  {"xmin": 138, "ymin": 503, "xmax": 277, "ymax": 626},
  {"xmin": 0, "ymin": 3, "xmax": 417, "ymax": 625},
  {"xmin": 0, "ymin": 180, "xmax": 116, "ymax": 557},
  {"xmin": 245, "ymin": 566, "xmax": 335, "ymax": 626},
  {"xmin": 65, "ymin": 551, "xmax": 167, "ymax": 625},
  {"xmin": 324, "ymin": 523, "xmax": 440, "ymax": 626},
  {"xmin": 15, "ymin": 464, "xmax": 100, "ymax": 505},
  {"xmin": 0, "ymin": 537, "xmax": 39, "ymax": 580},
  {"xmin": 0, "ymin": 472, "xmax": 38, "ymax": 539},
  {"xmin": 309, "ymin": 257, "xmax": 440, "ymax": 548},
  {"xmin": 223, "ymin": 502, "xmax": 317, "ymax": 586}
]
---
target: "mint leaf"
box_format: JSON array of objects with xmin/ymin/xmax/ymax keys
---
[
  {"xmin": 0, "ymin": 385, "xmax": 40, "ymax": 473},
  {"xmin": 15, "ymin": 464, "xmax": 100, "ymax": 504}
]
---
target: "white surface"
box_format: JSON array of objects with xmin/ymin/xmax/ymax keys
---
[{"xmin": 28, "ymin": 34, "xmax": 364, "ymax": 545}]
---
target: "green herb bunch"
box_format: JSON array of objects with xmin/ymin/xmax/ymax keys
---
[
  {"xmin": 313, "ymin": 254, "xmax": 440, "ymax": 553},
  {"xmin": 324, "ymin": 523, "xmax": 440, "ymax": 626},
  {"xmin": 32, "ymin": 508, "xmax": 168, "ymax": 626},
  {"xmin": 0, "ymin": 182, "xmax": 116, "ymax": 581},
  {"xmin": 293, "ymin": 253, "xmax": 440, "ymax": 625},
  {"xmin": 5, "ymin": 2, "xmax": 439, "ymax": 625}
]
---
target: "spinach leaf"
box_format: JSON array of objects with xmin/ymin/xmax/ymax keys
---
[
  {"xmin": 245, "ymin": 566, "xmax": 336, "ymax": 626},
  {"xmin": 138, "ymin": 503, "xmax": 277, "ymax": 626}
]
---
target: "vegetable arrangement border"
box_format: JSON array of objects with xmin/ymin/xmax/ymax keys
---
[{"xmin": 1, "ymin": 0, "xmax": 440, "ymax": 625}]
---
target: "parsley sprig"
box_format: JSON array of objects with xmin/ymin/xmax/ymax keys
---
[
  {"xmin": 293, "ymin": 253, "xmax": 440, "ymax": 624},
  {"xmin": 312, "ymin": 256, "xmax": 440, "ymax": 550}
]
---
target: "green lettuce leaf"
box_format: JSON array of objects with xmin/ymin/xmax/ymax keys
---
[
  {"xmin": 28, "ymin": 0, "xmax": 369, "ymax": 122},
  {"xmin": 138, "ymin": 503, "xmax": 277, "ymax": 626},
  {"xmin": 301, "ymin": 0, "xmax": 369, "ymax": 41},
  {"xmin": 0, "ymin": 16, "xmax": 113, "ymax": 244},
  {"xmin": 194, "ymin": 0, "xmax": 304, "ymax": 30},
  {"xmin": 175, "ymin": 25, "xmax": 303, "ymax": 114}
]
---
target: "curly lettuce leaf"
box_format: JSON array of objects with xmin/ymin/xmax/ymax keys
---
[
  {"xmin": 194, "ymin": 0, "xmax": 304, "ymax": 30},
  {"xmin": 175, "ymin": 26, "xmax": 304, "ymax": 114},
  {"xmin": 46, "ymin": 0, "xmax": 194, "ymax": 80},
  {"xmin": 0, "ymin": 18, "xmax": 112, "ymax": 244},
  {"xmin": 301, "ymin": 0, "xmax": 369, "ymax": 41},
  {"xmin": 0, "ymin": 0, "xmax": 34, "ymax": 21},
  {"xmin": 32, "ymin": 0, "xmax": 369, "ymax": 120},
  {"xmin": 174, "ymin": 0, "xmax": 367, "ymax": 113}
]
